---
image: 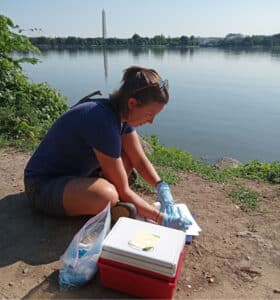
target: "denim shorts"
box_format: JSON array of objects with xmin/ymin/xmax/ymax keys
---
[{"xmin": 24, "ymin": 175, "xmax": 75, "ymax": 216}]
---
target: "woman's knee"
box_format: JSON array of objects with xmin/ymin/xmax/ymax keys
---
[
  {"xmin": 63, "ymin": 177, "xmax": 120, "ymax": 216},
  {"xmin": 98, "ymin": 180, "xmax": 119, "ymax": 206}
]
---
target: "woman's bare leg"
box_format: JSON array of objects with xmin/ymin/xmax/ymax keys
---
[
  {"xmin": 62, "ymin": 177, "xmax": 119, "ymax": 216},
  {"xmin": 62, "ymin": 152, "xmax": 136, "ymax": 216}
]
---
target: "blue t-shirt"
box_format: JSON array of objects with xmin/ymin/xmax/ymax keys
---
[{"xmin": 24, "ymin": 100, "xmax": 134, "ymax": 177}]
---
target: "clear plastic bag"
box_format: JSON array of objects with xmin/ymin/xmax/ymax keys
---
[{"xmin": 59, "ymin": 202, "xmax": 111, "ymax": 290}]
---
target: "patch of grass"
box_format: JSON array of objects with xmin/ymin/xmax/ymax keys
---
[
  {"xmin": 235, "ymin": 160, "xmax": 280, "ymax": 184},
  {"xmin": 0, "ymin": 135, "xmax": 39, "ymax": 152},
  {"xmin": 143, "ymin": 135, "xmax": 235, "ymax": 183},
  {"xmin": 142, "ymin": 135, "xmax": 280, "ymax": 185},
  {"xmin": 246, "ymin": 221, "xmax": 257, "ymax": 232},
  {"xmin": 227, "ymin": 184, "xmax": 261, "ymax": 211},
  {"xmin": 133, "ymin": 166, "xmax": 180, "ymax": 194}
]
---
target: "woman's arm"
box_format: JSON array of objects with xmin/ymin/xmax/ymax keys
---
[
  {"xmin": 93, "ymin": 148, "xmax": 162, "ymax": 222},
  {"xmin": 121, "ymin": 131, "xmax": 161, "ymax": 187}
]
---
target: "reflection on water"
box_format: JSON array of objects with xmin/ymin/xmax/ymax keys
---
[
  {"xmin": 128, "ymin": 47, "xmax": 149, "ymax": 57},
  {"xmin": 23, "ymin": 47, "xmax": 280, "ymax": 163},
  {"xmin": 103, "ymin": 48, "xmax": 108, "ymax": 80},
  {"xmin": 36, "ymin": 47, "xmax": 280, "ymax": 71}
]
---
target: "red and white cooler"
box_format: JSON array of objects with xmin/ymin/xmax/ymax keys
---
[{"xmin": 98, "ymin": 217, "xmax": 186, "ymax": 299}]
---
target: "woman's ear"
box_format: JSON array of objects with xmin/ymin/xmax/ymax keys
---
[{"xmin": 127, "ymin": 97, "xmax": 138, "ymax": 110}]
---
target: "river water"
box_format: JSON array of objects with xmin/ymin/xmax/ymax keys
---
[{"xmin": 22, "ymin": 47, "xmax": 280, "ymax": 163}]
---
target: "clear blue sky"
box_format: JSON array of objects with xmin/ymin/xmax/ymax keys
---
[{"xmin": 1, "ymin": 0, "xmax": 280, "ymax": 38}]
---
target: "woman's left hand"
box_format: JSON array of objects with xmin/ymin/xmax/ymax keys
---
[{"xmin": 156, "ymin": 181, "xmax": 175, "ymax": 212}]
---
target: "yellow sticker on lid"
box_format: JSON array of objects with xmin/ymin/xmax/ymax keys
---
[{"xmin": 128, "ymin": 230, "xmax": 160, "ymax": 251}]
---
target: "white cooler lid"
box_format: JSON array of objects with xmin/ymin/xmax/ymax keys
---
[{"xmin": 100, "ymin": 217, "xmax": 185, "ymax": 277}]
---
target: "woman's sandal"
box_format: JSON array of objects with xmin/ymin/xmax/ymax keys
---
[{"xmin": 111, "ymin": 202, "xmax": 137, "ymax": 226}]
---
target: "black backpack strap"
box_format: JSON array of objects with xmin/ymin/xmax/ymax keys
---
[{"xmin": 71, "ymin": 90, "xmax": 102, "ymax": 108}]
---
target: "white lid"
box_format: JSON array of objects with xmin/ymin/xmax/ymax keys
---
[
  {"xmin": 151, "ymin": 203, "xmax": 202, "ymax": 236},
  {"xmin": 100, "ymin": 217, "xmax": 185, "ymax": 277},
  {"xmin": 176, "ymin": 203, "xmax": 202, "ymax": 236}
]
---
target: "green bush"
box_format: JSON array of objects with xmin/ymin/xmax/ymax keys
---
[{"xmin": 0, "ymin": 15, "xmax": 67, "ymax": 150}]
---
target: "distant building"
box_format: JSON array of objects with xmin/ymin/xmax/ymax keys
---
[
  {"xmin": 197, "ymin": 37, "xmax": 222, "ymax": 46},
  {"xmin": 225, "ymin": 33, "xmax": 244, "ymax": 39},
  {"xmin": 102, "ymin": 9, "xmax": 106, "ymax": 39}
]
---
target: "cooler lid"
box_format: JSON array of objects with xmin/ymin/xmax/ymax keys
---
[{"xmin": 101, "ymin": 217, "xmax": 185, "ymax": 275}]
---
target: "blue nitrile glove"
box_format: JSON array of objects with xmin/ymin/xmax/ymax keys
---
[
  {"xmin": 164, "ymin": 201, "xmax": 178, "ymax": 217},
  {"xmin": 162, "ymin": 208, "xmax": 192, "ymax": 231},
  {"xmin": 156, "ymin": 181, "xmax": 175, "ymax": 213}
]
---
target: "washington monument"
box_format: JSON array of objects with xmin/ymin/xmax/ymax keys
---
[{"xmin": 102, "ymin": 9, "xmax": 107, "ymax": 39}]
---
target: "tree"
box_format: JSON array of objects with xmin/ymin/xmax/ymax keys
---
[
  {"xmin": 151, "ymin": 34, "xmax": 166, "ymax": 46},
  {"xmin": 0, "ymin": 14, "xmax": 67, "ymax": 148},
  {"xmin": 179, "ymin": 35, "xmax": 189, "ymax": 46},
  {"xmin": 189, "ymin": 35, "xmax": 197, "ymax": 46},
  {"xmin": 0, "ymin": 15, "xmax": 39, "ymax": 68},
  {"xmin": 131, "ymin": 34, "xmax": 147, "ymax": 46},
  {"xmin": 272, "ymin": 34, "xmax": 280, "ymax": 47}
]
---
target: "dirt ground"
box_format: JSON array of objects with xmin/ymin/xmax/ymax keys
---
[{"xmin": 0, "ymin": 147, "xmax": 280, "ymax": 300}]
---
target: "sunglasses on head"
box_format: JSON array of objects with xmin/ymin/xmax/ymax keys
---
[{"xmin": 134, "ymin": 79, "xmax": 169, "ymax": 93}]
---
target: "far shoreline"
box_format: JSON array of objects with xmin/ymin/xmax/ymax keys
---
[{"xmin": 28, "ymin": 33, "xmax": 280, "ymax": 51}]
